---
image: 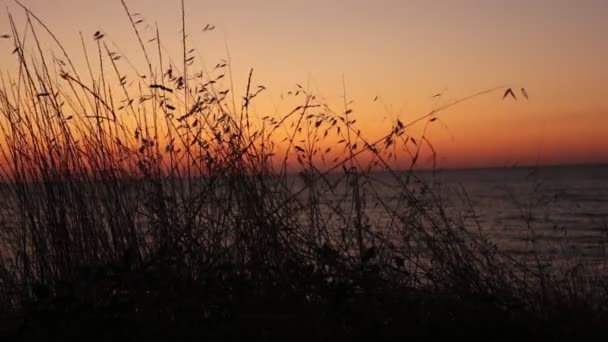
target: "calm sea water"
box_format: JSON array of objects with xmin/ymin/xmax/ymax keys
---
[
  {"xmin": 2, "ymin": 164, "xmax": 606, "ymax": 266},
  {"xmin": 289, "ymin": 164, "xmax": 608, "ymax": 263},
  {"xmin": 428, "ymin": 164, "xmax": 608, "ymax": 259}
]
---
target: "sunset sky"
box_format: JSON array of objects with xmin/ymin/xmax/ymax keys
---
[{"xmin": 1, "ymin": 0, "xmax": 607, "ymax": 169}]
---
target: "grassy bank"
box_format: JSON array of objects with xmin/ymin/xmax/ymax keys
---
[{"xmin": 0, "ymin": 1, "xmax": 607, "ymax": 340}]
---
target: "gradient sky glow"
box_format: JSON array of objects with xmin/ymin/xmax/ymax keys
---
[{"xmin": 1, "ymin": 0, "xmax": 607, "ymax": 168}]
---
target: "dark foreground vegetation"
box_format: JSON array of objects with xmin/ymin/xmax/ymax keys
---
[{"xmin": 0, "ymin": 1, "xmax": 607, "ymax": 340}]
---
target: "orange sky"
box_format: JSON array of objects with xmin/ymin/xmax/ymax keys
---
[{"xmin": 1, "ymin": 0, "xmax": 607, "ymax": 169}]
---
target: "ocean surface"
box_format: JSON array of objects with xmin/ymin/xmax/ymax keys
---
[
  {"xmin": 288, "ymin": 164, "xmax": 608, "ymax": 265},
  {"xmin": 1, "ymin": 164, "xmax": 606, "ymax": 268},
  {"xmin": 425, "ymin": 164, "xmax": 608, "ymax": 260}
]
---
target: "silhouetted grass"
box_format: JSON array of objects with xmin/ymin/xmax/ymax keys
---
[{"xmin": 0, "ymin": 1, "xmax": 607, "ymax": 340}]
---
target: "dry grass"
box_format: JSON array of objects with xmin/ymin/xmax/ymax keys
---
[{"xmin": 0, "ymin": 1, "xmax": 606, "ymax": 340}]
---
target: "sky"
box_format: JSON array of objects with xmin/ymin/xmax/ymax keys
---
[{"xmin": 1, "ymin": 0, "xmax": 607, "ymax": 169}]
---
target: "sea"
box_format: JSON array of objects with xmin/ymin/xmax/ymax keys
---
[
  {"xmin": 1, "ymin": 163, "xmax": 606, "ymax": 269},
  {"xmin": 425, "ymin": 164, "xmax": 608, "ymax": 261},
  {"xmin": 288, "ymin": 163, "xmax": 608, "ymax": 266}
]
